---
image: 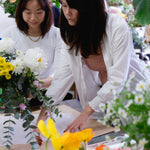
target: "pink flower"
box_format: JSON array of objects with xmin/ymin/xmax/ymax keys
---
[
  {"xmin": 19, "ymin": 103, "xmax": 26, "ymax": 110},
  {"xmin": 33, "ymin": 81, "xmax": 42, "ymax": 89}
]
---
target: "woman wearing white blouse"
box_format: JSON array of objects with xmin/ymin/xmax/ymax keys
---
[
  {"xmin": 1, "ymin": 0, "xmax": 62, "ymax": 89},
  {"xmin": 36, "ymin": 0, "xmax": 150, "ymax": 145}
]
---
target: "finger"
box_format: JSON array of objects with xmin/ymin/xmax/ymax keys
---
[
  {"xmin": 78, "ymin": 124, "xmax": 84, "ymax": 131},
  {"xmin": 64, "ymin": 123, "xmax": 73, "ymax": 132},
  {"xmin": 65, "ymin": 123, "xmax": 79, "ymax": 133},
  {"xmin": 35, "ymin": 136, "xmax": 43, "ymax": 146}
]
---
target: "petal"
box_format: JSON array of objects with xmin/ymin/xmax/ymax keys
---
[
  {"xmin": 61, "ymin": 132, "xmax": 81, "ymax": 150},
  {"xmin": 51, "ymin": 134, "xmax": 62, "ymax": 150},
  {"xmin": 37, "ymin": 120, "xmax": 50, "ymax": 138},
  {"xmin": 75, "ymin": 128, "xmax": 95, "ymax": 142},
  {"xmin": 47, "ymin": 118, "xmax": 61, "ymax": 137}
]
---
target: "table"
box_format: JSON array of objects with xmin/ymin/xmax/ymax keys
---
[{"xmin": 0, "ymin": 105, "xmax": 115, "ymax": 150}]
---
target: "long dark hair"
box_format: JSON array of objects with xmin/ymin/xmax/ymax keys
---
[
  {"xmin": 60, "ymin": 0, "xmax": 107, "ymax": 58},
  {"xmin": 15, "ymin": 0, "xmax": 53, "ymax": 37}
]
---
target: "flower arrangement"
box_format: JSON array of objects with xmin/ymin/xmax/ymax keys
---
[
  {"xmin": 99, "ymin": 72, "xmax": 150, "ymax": 149},
  {"xmin": 0, "ymin": 38, "xmax": 59, "ymax": 149},
  {"xmin": 37, "ymin": 118, "xmax": 95, "ymax": 150}
]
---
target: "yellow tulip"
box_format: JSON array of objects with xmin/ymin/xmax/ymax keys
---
[
  {"xmin": 74, "ymin": 128, "xmax": 95, "ymax": 143},
  {"xmin": 38, "ymin": 120, "xmax": 51, "ymax": 139},
  {"xmin": 38, "ymin": 118, "xmax": 94, "ymax": 150}
]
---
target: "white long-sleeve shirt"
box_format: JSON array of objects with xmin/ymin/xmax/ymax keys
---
[{"xmin": 46, "ymin": 13, "xmax": 150, "ymax": 119}]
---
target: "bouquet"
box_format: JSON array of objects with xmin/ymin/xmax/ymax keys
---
[
  {"xmin": 99, "ymin": 72, "xmax": 150, "ymax": 149},
  {"xmin": 0, "ymin": 38, "xmax": 59, "ymax": 149}
]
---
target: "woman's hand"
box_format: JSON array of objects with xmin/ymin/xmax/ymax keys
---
[
  {"xmin": 33, "ymin": 128, "xmax": 43, "ymax": 146},
  {"xmin": 64, "ymin": 105, "xmax": 94, "ymax": 133},
  {"xmin": 39, "ymin": 77, "xmax": 53, "ymax": 88},
  {"xmin": 34, "ymin": 107, "xmax": 49, "ymax": 145}
]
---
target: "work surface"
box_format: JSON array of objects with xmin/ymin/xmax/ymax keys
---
[{"xmin": 0, "ymin": 105, "xmax": 114, "ymax": 150}]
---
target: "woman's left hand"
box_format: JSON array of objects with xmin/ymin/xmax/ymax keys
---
[{"xmin": 64, "ymin": 104, "xmax": 95, "ymax": 133}]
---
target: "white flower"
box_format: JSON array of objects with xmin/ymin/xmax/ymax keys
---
[
  {"xmin": 136, "ymin": 80, "xmax": 145, "ymax": 92},
  {"xmin": 134, "ymin": 95, "xmax": 144, "ymax": 105},
  {"xmin": 105, "ymin": 135, "xmax": 111, "ymax": 142},
  {"xmin": 147, "ymin": 117, "xmax": 150, "ymax": 125},
  {"xmin": 125, "ymin": 100, "xmax": 133, "ymax": 108},
  {"xmin": 138, "ymin": 138, "xmax": 148, "ymax": 148},
  {"xmin": 0, "ymin": 38, "xmax": 15, "ymax": 54},
  {"xmin": 11, "ymin": 57, "xmax": 24, "ymax": 74},
  {"xmin": 16, "ymin": 49, "xmax": 23, "ymax": 56},
  {"xmin": 114, "ymin": 125, "xmax": 120, "ymax": 132},
  {"xmin": 106, "ymin": 101, "xmax": 115, "ymax": 114},
  {"xmin": 112, "ymin": 118, "xmax": 120, "ymax": 126},
  {"xmin": 23, "ymin": 47, "xmax": 48, "ymax": 75},
  {"xmin": 99, "ymin": 103, "xmax": 106, "ymax": 112},
  {"xmin": 118, "ymin": 108, "xmax": 127, "ymax": 118}
]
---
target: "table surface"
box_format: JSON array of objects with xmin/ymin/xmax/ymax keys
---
[{"xmin": 0, "ymin": 105, "xmax": 115, "ymax": 150}]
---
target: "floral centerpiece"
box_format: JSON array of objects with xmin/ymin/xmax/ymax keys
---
[
  {"xmin": 37, "ymin": 118, "xmax": 95, "ymax": 150},
  {"xmin": 99, "ymin": 72, "xmax": 150, "ymax": 149},
  {"xmin": 0, "ymin": 38, "xmax": 59, "ymax": 149}
]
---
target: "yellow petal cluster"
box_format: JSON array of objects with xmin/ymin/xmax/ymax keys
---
[
  {"xmin": 38, "ymin": 119, "xmax": 95, "ymax": 150},
  {"xmin": 0, "ymin": 56, "xmax": 14, "ymax": 80}
]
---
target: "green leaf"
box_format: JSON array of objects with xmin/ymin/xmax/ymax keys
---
[
  {"xmin": 25, "ymin": 132, "xmax": 32, "ymax": 138},
  {"xmin": 23, "ymin": 121, "xmax": 30, "ymax": 128},
  {"xmin": 6, "ymin": 140, "xmax": 13, "ymax": 145},
  {"xmin": 4, "ymin": 135, "xmax": 13, "ymax": 141},
  {"xmin": 14, "ymin": 112, "xmax": 20, "ymax": 119},
  {"xmin": 4, "ymin": 126, "xmax": 14, "ymax": 131},
  {"xmin": 24, "ymin": 127, "xmax": 29, "ymax": 132},
  {"xmin": 27, "ymin": 136, "xmax": 35, "ymax": 143},
  {"xmin": 29, "ymin": 125, "xmax": 37, "ymax": 129},
  {"xmin": 30, "ymin": 142, "xmax": 39, "ymax": 149},
  {"xmin": 3, "ymin": 120, "xmax": 16, "ymax": 125},
  {"xmin": 6, "ymin": 144, "xmax": 11, "ymax": 149},
  {"xmin": 133, "ymin": 0, "xmax": 150, "ymax": 26},
  {"xmin": 31, "ymin": 142, "xmax": 39, "ymax": 149},
  {"xmin": 28, "ymin": 115, "xmax": 34, "ymax": 121}
]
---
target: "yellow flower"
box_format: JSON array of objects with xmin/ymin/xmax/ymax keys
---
[
  {"xmin": 0, "ymin": 70, "xmax": 9, "ymax": 76},
  {"xmin": 38, "ymin": 119, "xmax": 94, "ymax": 150},
  {"xmin": 74, "ymin": 128, "xmax": 95, "ymax": 143},
  {"xmin": 5, "ymin": 73, "xmax": 11, "ymax": 80},
  {"xmin": 0, "ymin": 57, "xmax": 6, "ymax": 64},
  {"xmin": 5, "ymin": 62, "xmax": 14, "ymax": 71},
  {"xmin": 118, "ymin": 13, "xmax": 128, "ymax": 20},
  {"xmin": 0, "ymin": 64, "xmax": 5, "ymax": 71}
]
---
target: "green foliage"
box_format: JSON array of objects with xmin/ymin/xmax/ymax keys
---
[
  {"xmin": 2, "ymin": 0, "xmax": 18, "ymax": 18},
  {"xmin": 0, "ymin": 38, "xmax": 60, "ymax": 150},
  {"xmin": 100, "ymin": 75, "xmax": 150, "ymax": 149},
  {"xmin": 52, "ymin": 0, "xmax": 61, "ymax": 8},
  {"xmin": 133, "ymin": 0, "xmax": 150, "ymax": 26},
  {"xmin": 108, "ymin": 0, "xmax": 124, "ymax": 6}
]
